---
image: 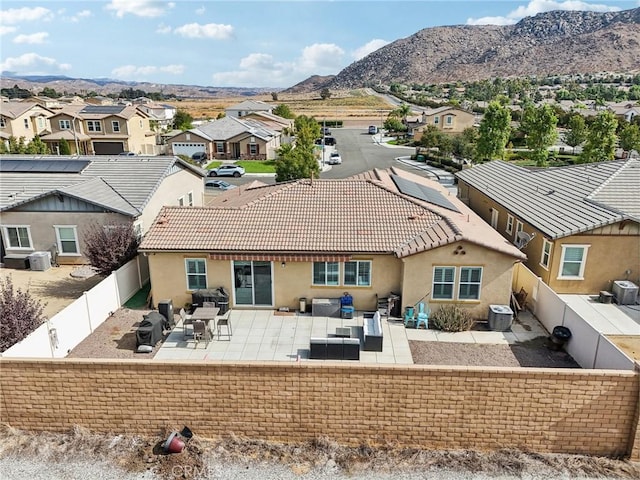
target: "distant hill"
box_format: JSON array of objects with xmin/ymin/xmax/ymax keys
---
[
  {"xmin": 0, "ymin": 74, "xmax": 274, "ymax": 98},
  {"xmin": 326, "ymin": 8, "xmax": 640, "ymax": 90}
]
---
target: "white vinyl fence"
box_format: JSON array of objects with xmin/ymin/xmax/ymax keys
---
[
  {"xmin": 512, "ymin": 263, "xmax": 636, "ymax": 370},
  {"xmin": 2, "ymin": 255, "xmax": 150, "ymax": 359}
]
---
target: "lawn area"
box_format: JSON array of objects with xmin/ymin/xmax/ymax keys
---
[{"xmin": 206, "ymin": 160, "xmax": 276, "ymax": 173}]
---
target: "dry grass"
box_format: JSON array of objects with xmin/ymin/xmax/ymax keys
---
[
  {"xmin": 165, "ymin": 89, "xmax": 394, "ymax": 123},
  {"xmin": 1, "ymin": 424, "xmax": 638, "ymax": 479}
]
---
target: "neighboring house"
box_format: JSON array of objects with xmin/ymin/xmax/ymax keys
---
[
  {"xmin": 168, "ymin": 116, "xmax": 280, "ymax": 160},
  {"xmin": 608, "ymin": 102, "xmax": 640, "ymax": 123},
  {"xmin": 139, "ymin": 167, "xmax": 525, "ymax": 317},
  {"xmin": 0, "ymin": 155, "xmax": 205, "ymax": 265},
  {"xmin": 225, "ymin": 100, "xmax": 273, "ymax": 118},
  {"xmin": 74, "ymin": 105, "xmax": 156, "ymax": 155},
  {"xmin": 136, "ymin": 102, "xmax": 177, "ymax": 131},
  {"xmin": 40, "ymin": 105, "xmax": 91, "ymax": 155},
  {"xmin": 456, "ymin": 160, "xmax": 640, "ymax": 295},
  {"xmin": 407, "ymin": 106, "xmax": 475, "ymax": 140},
  {"xmin": 0, "ymin": 101, "xmax": 55, "ymax": 147}
]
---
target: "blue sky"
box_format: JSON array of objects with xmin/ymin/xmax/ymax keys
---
[{"xmin": 1, "ymin": 0, "xmax": 639, "ymax": 88}]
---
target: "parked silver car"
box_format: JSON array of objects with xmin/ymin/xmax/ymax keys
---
[{"xmin": 208, "ymin": 164, "xmax": 245, "ymax": 177}]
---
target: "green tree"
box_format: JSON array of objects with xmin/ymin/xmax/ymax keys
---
[
  {"xmin": 520, "ymin": 104, "xmax": 558, "ymax": 166},
  {"xmin": 273, "ymin": 104, "xmax": 295, "ymax": 119},
  {"xmin": 580, "ymin": 111, "xmax": 618, "ymax": 163},
  {"xmin": 25, "ymin": 136, "xmax": 48, "ymax": 155},
  {"xmin": 58, "ymin": 138, "xmax": 71, "ymax": 155},
  {"xmin": 320, "ymin": 88, "xmax": 331, "ymax": 100},
  {"xmin": 476, "ymin": 101, "xmax": 511, "ymax": 162},
  {"xmin": 564, "ymin": 114, "xmax": 588, "ymax": 154},
  {"xmin": 172, "ymin": 109, "xmax": 193, "ymax": 130},
  {"xmin": 393, "ymin": 103, "xmax": 412, "ymax": 124},
  {"xmin": 294, "ymin": 115, "xmax": 321, "ymax": 147},
  {"xmin": 418, "ymin": 125, "xmax": 442, "ymax": 149},
  {"xmin": 618, "ymin": 123, "xmax": 640, "ymax": 156},
  {"xmin": 274, "ymin": 145, "xmax": 319, "ymax": 182},
  {"xmin": 452, "ymin": 127, "xmax": 478, "ymax": 161},
  {"xmin": 40, "ymin": 87, "xmax": 61, "ymax": 98},
  {"xmin": 383, "ymin": 117, "xmax": 406, "ymax": 137},
  {"xmin": 271, "ymin": 92, "xmax": 279, "ymax": 101}
]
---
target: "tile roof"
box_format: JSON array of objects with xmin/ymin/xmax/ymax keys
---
[
  {"xmin": 140, "ymin": 168, "xmax": 525, "ymax": 260},
  {"xmin": 226, "ymin": 100, "xmax": 273, "ymax": 112},
  {"xmin": 456, "ymin": 160, "xmax": 640, "ymax": 239},
  {"xmin": 193, "ymin": 116, "xmax": 276, "ymax": 142},
  {"xmin": 0, "ymin": 155, "xmax": 204, "ymax": 214}
]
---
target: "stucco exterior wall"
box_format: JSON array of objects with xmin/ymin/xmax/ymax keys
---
[
  {"xmin": 458, "ymin": 180, "xmax": 640, "ymax": 295},
  {"xmin": 1, "ymin": 210, "xmax": 128, "ymax": 265},
  {"xmin": 138, "ymin": 167, "xmax": 204, "ymax": 234},
  {"xmin": 1, "ymin": 359, "xmax": 638, "ymax": 460},
  {"xmin": 402, "ymin": 241, "xmax": 516, "ymax": 318}
]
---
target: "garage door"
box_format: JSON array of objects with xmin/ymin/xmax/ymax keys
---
[
  {"xmin": 172, "ymin": 142, "xmax": 206, "ymax": 157},
  {"xmin": 94, "ymin": 142, "xmax": 125, "ymax": 155}
]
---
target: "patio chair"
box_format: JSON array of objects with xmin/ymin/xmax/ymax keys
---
[
  {"xmin": 192, "ymin": 320, "xmax": 209, "ymax": 348},
  {"xmin": 416, "ymin": 302, "xmax": 429, "ymax": 329},
  {"xmin": 179, "ymin": 308, "xmax": 193, "ymax": 340}
]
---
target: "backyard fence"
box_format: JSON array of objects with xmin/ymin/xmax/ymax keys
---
[
  {"xmin": 512, "ymin": 263, "xmax": 636, "ymax": 370},
  {"xmin": 2, "ymin": 255, "xmax": 149, "ymax": 359}
]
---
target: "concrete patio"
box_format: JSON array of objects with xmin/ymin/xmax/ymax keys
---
[{"xmin": 153, "ymin": 309, "xmax": 549, "ymax": 363}]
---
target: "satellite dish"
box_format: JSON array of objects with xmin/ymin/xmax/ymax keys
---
[{"xmin": 516, "ymin": 231, "xmax": 533, "ymax": 249}]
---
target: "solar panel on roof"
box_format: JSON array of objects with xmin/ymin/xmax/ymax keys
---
[
  {"xmin": 391, "ymin": 174, "xmax": 459, "ymax": 212},
  {"xmin": 0, "ymin": 159, "xmax": 90, "ymax": 173},
  {"xmin": 80, "ymin": 105, "xmax": 125, "ymax": 114}
]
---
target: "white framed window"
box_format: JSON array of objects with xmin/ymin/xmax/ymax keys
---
[
  {"xmin": 187, "ymin": 191, "xmax": 193, "ymax": 206},
  {"xmin": 0, "ymin": 117, "xmax": 5, "ymax": 128},
  {"xmin": 249, "ymin": 144, "xmax": 258, "ymax": 155},
  {"xmin": 216, "ymin": 142, "xmax": 225, "ymax": 154},
  {"xmin": 37, "ymin": 117, "xmax": 45, "ymax": 128},
  {"xmin": 490, "ymin": 208, "xmax": 498, "ymax": 229},
  {"xmin": 86, "ymin": 120, "xmax": 102, "ymax": 132},
  {"xmin": 185, "ymin": 133, "xmax": 191, "ymax": 140},
  {"xmin": 178, "ymin": 196, "xmax": 185, "ymax": 206},
  {"xmin": 59, "ymin": 119, "xmax": 71, "ymax": 130},
  {"xmin": 54, "ymin": 226, "xmax": 80, "ymax": 255},
  {"xmin": 458, "ymin": 267, "xmax": 482, "ymax": 300},
  {"xmin": 558, "ymin": 245, "xmax": 589, "ymax": 280},
  {"xmin": 515, "ymin": 220, "xmax": 523, "ymax": 240},
  {"xmin": 434, "ymin": 116, "xmax": 440, "ymax": 125},
  {"xmin": 112, "ymin": 121, "xmax": 120, "ymax": 132},
  {"xmin": 2, "ymin": 225, "xmax": 33, "ymax": 250},
  {"xmin": 433, "ymin": 266, "xmax": 455, "ymax": 300},
  {"xmin": 344, "ymin": 260, "xmax": 371, "ymax": 286},
  {"xmin": 185, "ymin": 258, "xmax": 207, "ymax": 290},
  {"xmin": 133, "ymin": 221, "xmax": 143, "ymax": 239},
  {"xmin": 540, "ymin": 239, "xmax": 552, "ymax": 269},
  {"xmin": 24, "ymin": 119, "xmax": 29, "ymax": 128},
  {"xmin": 506, "ymin": 214, "xmax": 514, "ymax": 234},
  {"xmin": 446, "ymin": 115, "xmax": 453, "ymax": 125},
  {"xmin": 312, "ymin": 262, "xmax": 340, "ymax": 286}
]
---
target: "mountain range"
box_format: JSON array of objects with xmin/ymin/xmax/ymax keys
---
[{"xmin": 2, "ymin": 8, "xmax": 639, "ymax": 98}]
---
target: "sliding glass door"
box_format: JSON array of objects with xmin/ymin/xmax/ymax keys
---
[{"xmin": 233, "ymin": 261, "xmax": 273, "ymax": 306}]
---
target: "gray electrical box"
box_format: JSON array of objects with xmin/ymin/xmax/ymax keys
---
[{"xmin": 612, "ymin": 281, "xmax": 639, "ymax": 305}]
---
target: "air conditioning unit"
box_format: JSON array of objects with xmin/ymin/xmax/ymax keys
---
[
  {"xmin": 612, "ymin": 280, "xmax": 639, "ymax": 305},
  {"xmin": 28, "ymin": 251, "xmax": 52, "ymax": 271},
  {"xmin": 488, "ymin": 305, "xmax": 514, "ymax": 331}
]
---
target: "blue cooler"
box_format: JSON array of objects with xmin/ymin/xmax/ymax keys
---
[{"xmin": 341, "ymin": 305, "xmax": 354, "ymax": 319}]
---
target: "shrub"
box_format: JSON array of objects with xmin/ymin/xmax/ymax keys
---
[
  {"xmin": 0, "ymin": 275, "xmax": 46, "ymax": 352},
  {"xmin": 431, "ymin": 304, "xmax": 475, "ymax": 332},
  {"xmin": 83, "ymin": 222, "xmax": 140, "ymax": 276}
]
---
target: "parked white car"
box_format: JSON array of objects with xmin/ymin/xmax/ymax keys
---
[{"xmin": 328, "ymin": 152, "xmax": 342, "ymax": 165}]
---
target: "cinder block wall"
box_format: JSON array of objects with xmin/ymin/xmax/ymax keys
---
[{"xmin": 1, "ymin": 359, "xmax": 638, "ymax": 459}]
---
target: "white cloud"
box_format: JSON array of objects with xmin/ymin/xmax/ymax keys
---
[
  {"xmin": 173, "ymin": 22, "xmax": 233, "ymax": 39},
  {"xmin": 156, "ymin": 23, "xmax": 172, "ymax": 34},
  {"xmin": 111, "ymin": 64, "xmax": 185, "ymax": 80},
  {"xmin": 467, "ymin": 0, "xmax": 622, "ymax": 25},
  {"xmin": 297, "ymin": 43, "xmax": 345, "ymax": 73},
  {"xmin": 352, "ymin": 39, "xmax": 389, "ymax": 60},
  {"xmin": 195, "ymin": 6, "xmax": 206, "ymax": 15},
  {"xmin": 105, "ymin": 0, "xmax": 174, "ymax": 18},
  {"xmin": 0, "ymin": 6, "xmax": 53, "ymax": 25},
  {"xmin": 212, "ymin": 43, "xmax": 346, "ymax": 87},
  {"xmin": 0, "ymin": 53, "xmax": 71, "ymax": 75},
  {"xmin": 13, "ymin": 32, "xmax": 49, "ymax": 44},
  {"xmin": 69, "ymin": 10, "xmax": 92, "ymax": 22},
  {"xmin": 0, "ymin": 26, "xmax": 17, "ymax": 35}
]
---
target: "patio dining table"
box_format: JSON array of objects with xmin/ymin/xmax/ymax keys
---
[{"xmin": 183, "ymin": 307, "xmax": 219, "ymax": 339}]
